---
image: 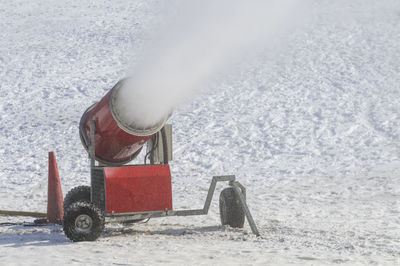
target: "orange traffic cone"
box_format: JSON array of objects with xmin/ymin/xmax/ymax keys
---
[{"xmin": 35, "ymin": 152, "xmax": 64, "ymax": 224}]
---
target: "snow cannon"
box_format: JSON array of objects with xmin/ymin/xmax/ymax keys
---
[
  {"xmin": 62, "ymin": 79, "xmax": 260, "ymax": 242},
  {"xmin": 79, "ymin": 79, "xmax": 169, "ymax": 166}
]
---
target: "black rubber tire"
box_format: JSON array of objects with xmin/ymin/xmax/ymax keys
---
[
  {"xmin": 64, "ymin": 186, "xmax": 91, "ymax": 212},
  {"xmin": 63, "ymin": 201, "xmax": 105, "ymax": 242},
  {"xmin": 219, "ymin": 187, "xmax": 245, "ymax": 228}
]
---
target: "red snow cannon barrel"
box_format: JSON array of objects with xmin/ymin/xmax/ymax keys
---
[{"xmin": 79, "ymin": 79, "xmax": 169, "ymax": 166}]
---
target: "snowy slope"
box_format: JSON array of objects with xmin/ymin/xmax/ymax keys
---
[{"xmin": 0, "ymin": 0, "xmax": 399, "ymax": 265}]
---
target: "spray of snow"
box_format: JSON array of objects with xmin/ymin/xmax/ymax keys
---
[{"xmin": 115, "ymin": 0, "xmax": 302, "ymax": 129}]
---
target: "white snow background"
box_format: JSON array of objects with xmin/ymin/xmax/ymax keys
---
[{"xmin": 0, "ymin": 0, "xmax": 399, "ymax": 265}]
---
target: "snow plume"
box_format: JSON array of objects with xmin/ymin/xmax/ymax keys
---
[{"xmin": 116, "ymin": 0, "xmax": 302, "ymax": 129}]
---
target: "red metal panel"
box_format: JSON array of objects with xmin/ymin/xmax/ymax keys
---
[
  {"xmin": 104, "ymin": 165, "xmax": 173, "ymax": 214},
  {"xmin": 81, "ymin": 89, "xmax": 152, "ymax": 164}
]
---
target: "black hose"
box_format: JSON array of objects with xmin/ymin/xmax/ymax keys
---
[
  {"xmin": 144, "ymin": 133, "xmax": 158, "ymax": 165},
  {"xmin": 160, "ymin": 127, "xmax": 169, "ymax": 164},
  {"xmin": 144, "ymin": 127, "xmax": 168, "ymax": 165}
]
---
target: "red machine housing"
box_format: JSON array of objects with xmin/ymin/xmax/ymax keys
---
[
  {"xmin": 104, "ymin": 164, "xmax": 173, "ymax": 214},
  {"xmin": 80, "ymin": 80, "xmax": 168, "ymax": 165}
]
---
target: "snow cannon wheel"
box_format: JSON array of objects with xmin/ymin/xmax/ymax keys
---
[
  {"xmin": 63, "ymin": 201, "xmax": 104, "ymax": 242},
  {"xmin": 219, "ymin": 187, "xmax": 245, "ymax": 228},
  {"xmin": 63, "ymin": 186, "xmax": 91, "ymax": 212}
]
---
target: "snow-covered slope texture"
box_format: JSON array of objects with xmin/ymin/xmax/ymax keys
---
[{"xmin": 0, "ymin": 0, "xmax": 399, "ymax": 265}]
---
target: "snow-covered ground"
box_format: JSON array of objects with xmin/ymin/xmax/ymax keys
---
[{"xmin": 0, "ymin": 0, "xmax": 399, "ymax": 265}]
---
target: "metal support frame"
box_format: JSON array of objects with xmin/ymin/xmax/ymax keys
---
[
  {"xmin": 88, "ymin": 120, "xmax": 260, "ymax": 236},
  {"xmin": 105, "ymin": 175, "xmax": 260, "ymax": 236}
]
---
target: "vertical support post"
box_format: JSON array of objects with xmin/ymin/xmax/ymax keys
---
[
  {"xmin": 89, "ymin": 120, "xmax": 96, "ymax": 202},
  {"xmin": 232, "ymin": 183, "xmax": 260, "ymax": 237},
  {"xmin": 89, "ymin": 120, "xmax": 96, "ymax": 169}
]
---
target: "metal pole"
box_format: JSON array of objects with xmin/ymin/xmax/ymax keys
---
[
  {"xmin": 0, "ymin": 210, "xmax": 47, "ymax": 217},
  {"xmin": 89, "ymin": 120, "xmax": 96, "ymax": 203},
  {"xmin": 89, "ymin": 120, "xmax": 96, "ymax": 169}
]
